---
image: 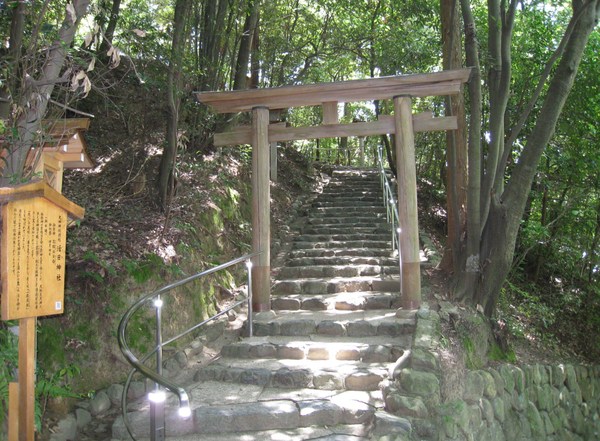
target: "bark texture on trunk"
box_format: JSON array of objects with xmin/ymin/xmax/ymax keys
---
[
  {"xmin": 440, "ymin": 0, "xmax": 467, "ymax": 273},
  {"xmin": 159, "ymin": 0, "xmax": 191, "ymax": 209}
]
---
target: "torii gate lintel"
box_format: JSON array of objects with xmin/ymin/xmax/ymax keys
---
[{"xmin": 195, "ymin": 69, "xmax": 471, "ymax": 312}]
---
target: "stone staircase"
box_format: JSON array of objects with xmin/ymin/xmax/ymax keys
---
[{"xmin": 112, "ymin": 168, "xmax": 417, "ymax": 440}]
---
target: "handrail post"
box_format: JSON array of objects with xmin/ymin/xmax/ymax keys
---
[
  {"xmin": 150, "ymin": 295, "xmax": 165, "ymax": 441},
  {"xmin": 246, "ymin": 259, "xmax": 254, "ymax": 337},
  {"xmin": 377, "ymin": 143, "xmax": 403, "ymax": 295},
  {"xmin": 118, "ymin": 252, "xmax": 261, "ymax": 438}
]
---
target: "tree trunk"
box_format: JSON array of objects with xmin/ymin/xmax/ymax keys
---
[
  {"xmin": 250, "ymin": 17, "xmax": 260, "ymax": 89},
  {"xmin": 98, "ymin": 0, "xmax": 123, "ymax": 56},
  {"xmin": 158, "ymin": 0, "xmax": 191, "ymax": 210},
  {"xmin": 586, "ymin": 198, "xmax": 600, "ymax": 282},
  {"xmin": 455, "ymin": 0, "xmax": 482, "ymax": 303},
  {"xmin": 233, "ymin": 0, "xmax": 260, "ymax": 90},
  {"xmin": 440, "ymin": 0, "xmax": 467, "ymax": 273}
]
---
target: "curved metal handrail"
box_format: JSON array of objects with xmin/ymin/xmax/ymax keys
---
[
  {"xmin": 377, "ymin": 145, "xmax": 403, "ymax": 294},
  {"xmin": 118, "ymin": 251, "xmax": 260, "ymax": 440}
]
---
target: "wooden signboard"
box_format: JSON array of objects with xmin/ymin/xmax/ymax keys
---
[
  {"xmin": 2, "ymin": 197, "xmax": 67, "ymax": 319},
  {"xmin": 0, "ymin": 182, "xmax": 84, "ymax": 320}
]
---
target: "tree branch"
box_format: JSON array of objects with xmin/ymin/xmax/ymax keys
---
[{"xmin": 49, "ymin": 99, "xmax": 95, "ymax": 118}]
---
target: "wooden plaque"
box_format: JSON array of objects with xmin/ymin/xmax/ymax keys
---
[{"xmin": 1, "ymin": 197, "xmax": 68, "ymax": 320}]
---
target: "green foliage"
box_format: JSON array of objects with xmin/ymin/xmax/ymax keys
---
[
  {"xmin": 35, "ymin": 365, "xmax": 82, "ymax": 431},
  {"xmin": 37, "ymin": 322, "xmax": 67, "ymax": 369},
  {"xmin": 0, "ymin": 323, "xmax": 18, "ymax": 431},
  {"xmin": 123, "ymin": 253, "xmax": 167, "ymax": 284},
  {"xmin": 461, "ymin": 336, "xmax": 479, "ymax": 369},
  {"xmin": 488, "ymin": 343, "xmax": 517, "ymax": 364},
  {"xmin": 0, "ymin": 323, "xmax": 83, "ymax": 433},
  {"xmin": 79, "ymin": 250, "xmax": 117, "ymax": 285},
  {"xmin": 498, "ymin": 281, "xmax": 556, "ymax": 340}
]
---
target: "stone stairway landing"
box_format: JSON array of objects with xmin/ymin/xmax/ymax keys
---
[{"xmin": 113, "ymin": 168, "xmax": 416, "ymax": 440}]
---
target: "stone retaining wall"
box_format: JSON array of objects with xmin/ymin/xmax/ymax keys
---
[
  {"xmin": 383, "ymin": 305, "xmax": 600, "ymax": 441},
  {"xmin": 437, "ymin": 362, "xmax": 600, "ymax": 441}
]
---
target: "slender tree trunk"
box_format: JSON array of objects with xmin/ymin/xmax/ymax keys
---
[
  {"xmin": 233, "ymin": 0, "xmax": 259, "ymax": 90},
  {"xmin": 440, "ymin": 0, "xmax": 467, "ymax": 273},
  {"xmin": 159, "ymin": 0, "xmax": 191, "ymax": 210},
  {"xmin": 98, "ymin": 0, "xmax": 123, "ymax": 56},
  {"xmin": 250, "ymin": 18, "xmax": 260, "ymax": 89},
  {"xmin": 586, "ymin": 198, "xmax": 600, "ymax": 282},
  {"xmin": 455, "ymin": 0, "xmax": 482, "ymax": 303}
]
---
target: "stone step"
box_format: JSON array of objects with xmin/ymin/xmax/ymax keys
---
[
  {"xmin": 332, "ymin": 168, "xmax": 381, "ymax": 175},
  {"xmin": 112, "ymin": 382, "xmax": 383, "ymax": 439},
  {"xmin": 318, "ymin": 192, "xmax": 382, "ymax": 201},
  {"xmin": 310, "ymin": 206, "xmax": 387, "ymax": 216},
  {"xmin": 270, "ymin": 291, "xmax": 402, "ymax": 311},
  {"xmin": 304, "ymin": 214, "xmax": 387, "ymax": 224},
  {"xmin": 312, "ymin": 196, "xmax": 382, "ymax": 206},
  {"xmin": 250, "ymin": 309, "xmax": 416, "ymax": 338},
  {"xmin": 272, "ymin": 276, "xmax": 400, "ymax": 295},
  {"xmin": 193, "ymin": 358, "xmax": 390, "ymax": 391},
  {"xmin": 325, "ymin": 176, "xmax": 381, "ymax": 183},
  {"xmin": 292, "ymin": 240, "xmax": 391, "ymax": 250},
  {"xmin": 284, "ymin": 255, "xmax": 398, "ymax": 267},
  {"xmin": 276, "ymin": 264, "xmax": 399, "ymax": 279},
  {"xmin": 300, "ymin": 225, "xmax": 391, "ymax": 235},
  {"xmin": 319, "ymin": 182, "xmax": 383, "ymax": 193},
  {"xmin": 323, "ymin": 175, "xmax": 380, "ymax": 181},
  {"xmin": 288, "ymin": 248, "xmax": 395, "ymax": 259},
  {"xmin": 124, "ymin": 424, "xmax": 372, "ymax": 441},
  {"xmin": 220, "ymin": 335, "xmax": 409, "ymax": 362},
  {"xmin": 294, "ymin": 233, "xmax": 392, "ymax": 242}
]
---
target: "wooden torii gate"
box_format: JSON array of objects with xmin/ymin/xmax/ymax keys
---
[{"xmin": 196, "ymin": 68, "xmax": 470, "ymax": 312}]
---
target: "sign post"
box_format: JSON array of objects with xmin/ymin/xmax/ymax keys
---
[{"xmin": 0, "ymin": 181, "xmax": 84, "ymax": 441}]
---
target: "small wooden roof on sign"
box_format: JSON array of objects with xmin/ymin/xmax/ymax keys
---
[
  {"xmin": 40, "ymin": 118, "xmax": 94, "ymax": 169},
  {"xmin": 195, "ymin": 69, "xmax": 472, "ymax": 113},
  {"xmin": 0, "ymin": 181, "xmax": 85, "ymax": 220}
]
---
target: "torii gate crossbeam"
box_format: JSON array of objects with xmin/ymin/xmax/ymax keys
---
[{"xmin": 195, "ymin": 68, "xmax": 471, "ymax": 312}]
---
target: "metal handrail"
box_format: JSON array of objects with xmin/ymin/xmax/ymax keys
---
[
  {"xmin": 377, "ymin": 145, "xmax": 403, "ymax": 294},
  {"xmin": 117, "ymin": 251, "xmax": 260, "ymax": 440}
]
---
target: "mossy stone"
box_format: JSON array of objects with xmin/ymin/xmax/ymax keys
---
[
  {"xmin": 480, "ymin": 397, "xmax": 494, "ymax": 423},
  {"xmin": 541, "ymin": 410, "xmax": 556, "ymax": 435},
  {"xmin": 489, "ymin": 367, "xmax": 505, "ymax": 393},
  {"xmin": 464, "ymin": 370, "xmax": 485, "ymax": 403},
  {"xmin": 411, "ymin": 348, "xmax": 439, "ymax": 371},
  {"xmin": 439, "ymin": 399, "xmax": 470, "ymax": 436},
  {"xmin": 500, "ymin": 365, "xmax": 515, "ymax": 392},
  {"xmin": 492, "ymin": 396, "xmax": 506, "ymax": 423},
  {"xmin": 386, "ymin": 394, "xmax": 428, "ymax": 418},
  {"xmin": 527, "ymin": 401, "xmax": 545, "ymax": 439},
  {"xmin": 512, "ymin": 391, "xmax": 527, "ymax": 411},
  {"xmin": 552, "ymin": 365, "xmax": 567, "ymax": 388},
  {"xmin": 480, "ymin": 370, "xmax": 497, "ymax": 398},
  {"xmin": 399, "ymin": 368, "xmax": 440, "ymax": 398},
  {"xmin": 513, "ymin": 366, "xmax": 525, "ymax": 394}
]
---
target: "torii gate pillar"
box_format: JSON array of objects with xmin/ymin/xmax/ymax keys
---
[
  {"xmin": 251, "ymin": 107, "xmax": 271, "ymax": 311},
  {"xmin": 394, "ymin": 96, "xmax": 421, "ymax": 308}
]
